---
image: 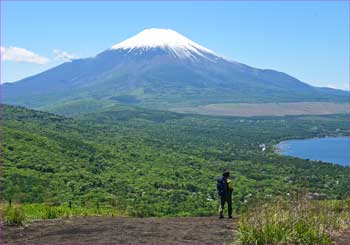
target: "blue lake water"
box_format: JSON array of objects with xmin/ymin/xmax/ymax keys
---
[{"xmin": 277, "ymin": 137, "xmax": 350, "ymax": 166}]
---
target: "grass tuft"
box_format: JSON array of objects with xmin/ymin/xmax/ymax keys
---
[
  {"xmin": 1, "ymin": 202, "xmax": 127, "ymax": 223},
  {"xmin": 235, "ymin": 198, "xmax": 350, "ymax": 244},
  {"xmin": 3, "ymin": 205, "xmax": 26, "ymax": 226}
]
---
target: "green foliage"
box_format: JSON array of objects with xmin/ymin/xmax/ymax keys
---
[
  {"xmin": 2, "ymin": 104, "xmax": 350, "ymax": 218},
  {"xmin": 43, "ymin": 205, "xmax": 61, "ymax": 219},
  {"xmin": 236, "ymin": 198, "xmax": 350, "ymax": 244},
  {"xmin": 1, "ymin": 203, "xmax": 127, "ymax": 221},
  {"xmin": 3, "ymin": 205, "xmax": 26, "ymax": 226}
]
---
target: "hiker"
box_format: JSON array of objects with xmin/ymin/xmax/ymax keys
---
[{"xmin": 217, "ymin": 170, "xmax": 233, "ymax": 219}]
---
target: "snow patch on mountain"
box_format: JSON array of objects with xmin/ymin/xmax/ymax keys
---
[{"xmin": 111, "ymin": 28, "xmax": 216, "ymax": 59}]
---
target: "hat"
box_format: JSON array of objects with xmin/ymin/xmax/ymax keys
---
[{"xmin": 223, "ymin": 170, "xmax": 230, "ymax": 177}]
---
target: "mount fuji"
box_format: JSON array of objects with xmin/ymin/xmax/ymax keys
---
[{"xmin": 2, "ymin": 28, "xmax": 348, "ymax": 114}]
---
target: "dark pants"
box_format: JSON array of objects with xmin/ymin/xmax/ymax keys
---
[{"xmin": 219, "ymin": 192, "xmax": 232, "ymax": 217}]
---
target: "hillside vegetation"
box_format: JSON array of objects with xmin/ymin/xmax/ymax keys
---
[
  {"xmin": 2, "ymin": 104, "xmax": 350, "ymax": 218},
  {"xmin": 236, "ymin": 198, "xmax": 350, "ymax": 244}
]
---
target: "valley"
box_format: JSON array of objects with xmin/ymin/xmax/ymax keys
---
[
  {"xmin": 2, "ymin": 104, "xmax": 349, "ymax": 217},
  {"xmin": 2, "ymin": 103, "xmax": 350, "ymax": 243}
]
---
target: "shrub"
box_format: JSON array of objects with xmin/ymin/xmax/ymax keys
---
[
  {"xmin": 3, "ymin": 205, "xmax": 26, "ymax": 226},
  {"xmin": 43, "ymin": 206, "xmax": 59, "ymax": 219},
  {"xmin": 127, "ymin": 203, "xmax": 156, "ymax": 217}
]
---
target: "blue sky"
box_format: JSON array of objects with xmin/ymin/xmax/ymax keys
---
[{"xmin": 1, "ymin": 1, "xmax": 349, "ymax": 90}]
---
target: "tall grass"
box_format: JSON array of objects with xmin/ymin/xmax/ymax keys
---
[
  {"xmin": 235, "ymin": 198, "xmax": 350, "ymax": 244},
  {"xmin": 2, "ymin": 205, "xmax": 26, "ymax": 226},
  {"xmin": 2, "ymin": 203, "xmax": 127, "ymax": 225}
]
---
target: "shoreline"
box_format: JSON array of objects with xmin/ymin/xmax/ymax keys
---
[{"xmin": 273, "ymin": 136, "xmax": 350, "ymax": 166}]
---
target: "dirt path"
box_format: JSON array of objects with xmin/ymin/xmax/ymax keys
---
[
  {"xmin": 335, "ymin": 228, "xmax": 350, "ymax": 244},
  {"xmin": 2, "ymin": 216, "xmax": 235, "ymax": 244}
]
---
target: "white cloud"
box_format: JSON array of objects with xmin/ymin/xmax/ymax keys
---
[
  {"xmin": 326, "ymin": 84, "xmax": 350, "ymax": 91},
  {"xmin": 53, "ymin": 49, "xmax": 77, "ymax": 62},
  {"xmin": 1, "ymin": 46, "xmax": 50, "ymax": 64}
]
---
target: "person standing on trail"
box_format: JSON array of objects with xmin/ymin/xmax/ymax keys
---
[{"xmin": 217, "ymin": 170, "xmax": 233, "ymax": 219}]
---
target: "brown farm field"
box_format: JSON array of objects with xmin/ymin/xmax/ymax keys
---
[{"xmin": 171, "ymin": 102, "xmax": 350, "ymax": 117}]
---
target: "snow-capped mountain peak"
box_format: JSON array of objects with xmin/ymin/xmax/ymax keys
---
[{"xmin": 111, "ymin": 28, "xmax": 216, "ymax": 59}]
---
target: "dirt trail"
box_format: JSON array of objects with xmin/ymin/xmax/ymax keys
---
[
  {"xmin": 3, "ymin": 216, "xmax": 235, "ymax": 244},
  {"xmin": 335, "ymin": 228, "xmax": 350, "ymax": 244}
]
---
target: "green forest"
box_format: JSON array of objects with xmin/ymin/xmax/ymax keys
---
[{"xmin": 1, "ymin": 104, "xmax": 350, "ymax": 217}]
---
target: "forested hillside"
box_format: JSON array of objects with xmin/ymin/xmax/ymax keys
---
[{"xmin": 2, "ymin": 104, "xmax": 349, "ymax": 216}]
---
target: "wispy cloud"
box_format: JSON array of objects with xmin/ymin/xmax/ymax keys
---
[
  {"xmin": 53, "ymin": 49, "xmax": 77, "ymax": 62},
  {"xmin": 326, "ymin": 84, "xmax": 349, "ymax": 91},
  {"xmin": 1, "ymin": 46, "xmax": 50, "ymax": 64}
]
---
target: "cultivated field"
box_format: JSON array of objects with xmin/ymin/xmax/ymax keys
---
[{"xmin": 172, "ymin": 102, "xmax": 350, "ymax": 117}]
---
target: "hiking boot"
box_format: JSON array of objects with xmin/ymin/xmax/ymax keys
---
[
  {"xmin": 219, "ymin": 215, "xmax": 224, "ymax": 219},
  {"xmin": 228, "ymin": 216, "xmax": 233, "ymax": 219}
]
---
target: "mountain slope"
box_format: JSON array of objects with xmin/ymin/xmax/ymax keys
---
[
  {"xmin": 2, "ymin": 28, "xmax": 349, "ymax": 114},
  {"xmin": 2, "ymin": 104, "xmax": 350, "ymax": 215}
]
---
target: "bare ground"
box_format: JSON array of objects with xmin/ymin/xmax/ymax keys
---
[
  {"xmin": 172, "ymin": 102, "xmax": 350, "ymax": 117},
  {"xmin": 3, "ymin": 216, "xmax": 349, "ymax": 244},
  {"xmin": 2, "ymin": 216, "xmax": 236, "ymax": 244},
  {"xmin": 335, "ymin": 228, "xmax": 350, "ymax": 244}
]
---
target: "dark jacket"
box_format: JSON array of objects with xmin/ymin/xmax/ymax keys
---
[{"xmin": 217, "ymin": 176, "xmax": 228, "ymax": 196}]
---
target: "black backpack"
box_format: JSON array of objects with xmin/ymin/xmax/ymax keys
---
[{"xmin": 217, "ymin": 176, "xmax": 227, "ymax": 195}]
